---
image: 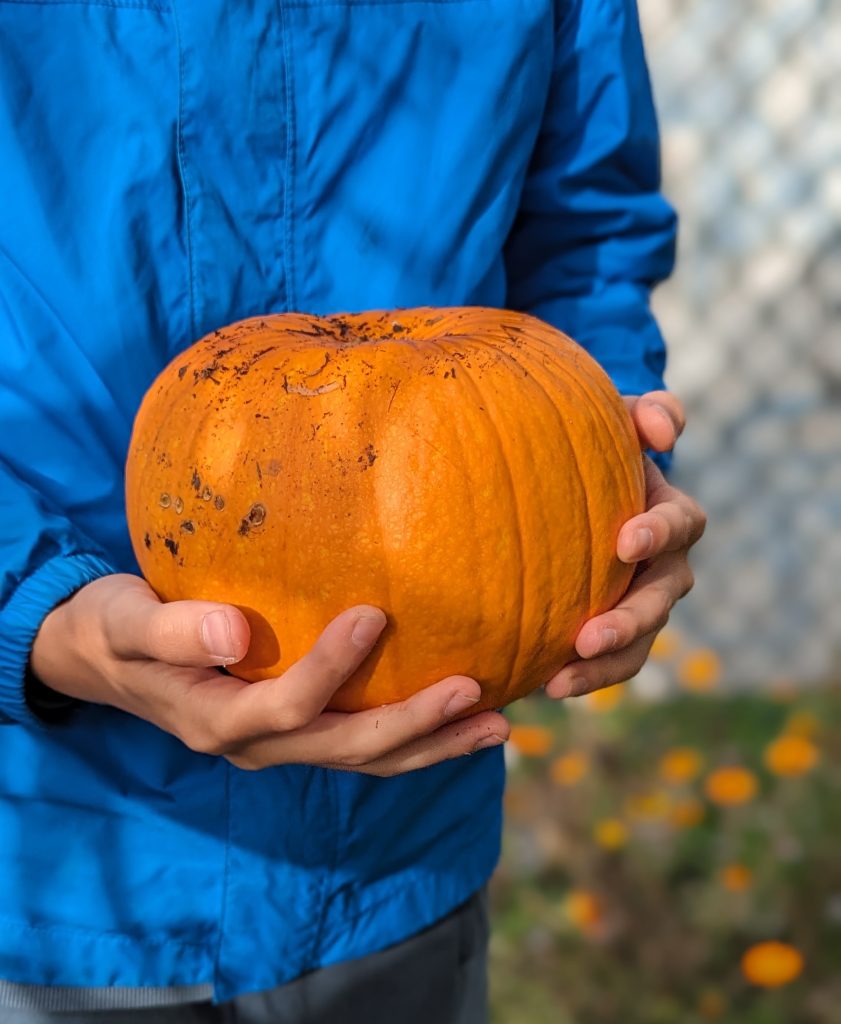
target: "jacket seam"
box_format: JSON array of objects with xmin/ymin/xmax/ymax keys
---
[
  {"xmin": 306, "ymin": 769, "xmax": 340, "ymax": 966},
  {"xmin": 212, "ymin": 761, "xmax": 233, "ymax": 989},
  {"xmin": 171, "ymin": 0, "xmax": 198, "ymax": 342},
  {"xmin": 277, "ymin": 0, "xmax": 297, "ymax": 312}
]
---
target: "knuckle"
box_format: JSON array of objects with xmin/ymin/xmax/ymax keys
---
[
  {"xmin": 268, "ymin": 703, "xmax": 312, "ymax": 734},
  {"xmin": 649, "ymin": 585, "xmax": 674, "ymax": 630},
  {"xmin": 340, "ymin": 746, "xmax": 375, "ymax": 769},
  {"xmin": 179, "ymin": 721, "xmax": 231, "ymax": 758},
  {"xmin": 679, "ymin": 564, "xmax": 696, "ymax": 598},
  {"xmin": 226, "ymin": 752, "xmax": 262, "ymax": 772}
]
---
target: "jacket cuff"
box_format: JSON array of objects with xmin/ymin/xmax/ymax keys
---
[{"xmin": 0, "ymin": 553, "xmax": 116, "ymax": 726}]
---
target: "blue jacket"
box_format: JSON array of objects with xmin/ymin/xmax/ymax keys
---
[{"xmin": 0, "ymin": 0, "xmax": 675, "ymax": 1003}]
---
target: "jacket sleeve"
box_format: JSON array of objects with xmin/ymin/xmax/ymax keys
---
[
  {"xmin": 0, "ymin": 461, "xmax": 115, "ymax": 725},
  {"xmin": 504, "ymin": 0, "xmax": 677, "ymax": 402}
]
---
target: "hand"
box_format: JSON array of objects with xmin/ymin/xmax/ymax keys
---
[
  {"xmin": 545, "ymin": 390, "xmax": 706, "ymax": 700},
  {"xmin": 30, "ymin": 575, "xmax": 509, "ymax": 775}
]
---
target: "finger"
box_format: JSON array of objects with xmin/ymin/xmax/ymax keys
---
[
  {"xmin": 259, "ymin": 673, "xmax": 486, "ymax": 767},
  {"xmin": 190, "ymin": 606, "xmax": 388, "ymax": 747},
  {"xmin": 624, "ymin": 391, "xmax": 685, "ymax": 453},
  {"xmin": 574, "ymin": 552, "xmax": 694, "ymax": 659},
  {"xmin": 544, "ymin": 633, "xmax": 657, "ymax": 700},
  {"xmin": 229, "ymin": 703, "xmax": 510, "ymax": 775},
  {"xmin": 103, "ymin": 577, "xmax": 251, "ymax": 667},
  {"xmin": 617, "ymin": 461, "xmax": 707, "ymax": 563},
  {"xmin": 359, "ymin": 711, "xmax": 510, "ymax": 777}
]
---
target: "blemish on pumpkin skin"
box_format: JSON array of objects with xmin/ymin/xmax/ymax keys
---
[
  {"xmin": 357, "ymin": 444, "xmax": 378, "ymax": 469},
  {"xmin": 178, "ymin": 365, "xmax": 188, "ymax": 380},
  {"xmin": 159, "ymin": 493, "xmax": 171, "ymax": 509},
  {"xmin": 201, "ymin": 486, "xmax": 213, "ymax": 501},
  {"xmin": 214, "ymin": 495, "xmax": 225, "ymax": 511},
  {"xmin": 173, "ymin": 497, "xmax": 184, "ymax": 514},
  {"xmin": 238, "ymin": 503, "xmax": 267, "ymax": 536},
  {"xmin": 143, "ymin": 532, "xmax": 152, "ymax": 549},
  {"xmin": 180, "ymin": 521, "xmax": 196, "ymax": 534},
  {"xmin": 191, "ymin": 470, "xmax": 201, "ymax": 492},
  {"xmin": 164, "ymin": 537, "xmax": 179, "ymax": 558}
]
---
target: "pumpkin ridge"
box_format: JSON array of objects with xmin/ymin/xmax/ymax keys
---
[
  {"xmin": 512, "ymin": 340, "xmax": 596, "ymax": 664},
  {"xmin": 549, "ymin": 344, "xmax": 644, "ymax": 539},
  {"xmin": 431, "ymin": 334, "xmax": 526, "ymax": 702}
]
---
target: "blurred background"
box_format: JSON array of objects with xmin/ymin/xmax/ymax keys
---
[{"xmin": 489, "ymin": 0, "xmax": 841, "ymax": 1020}]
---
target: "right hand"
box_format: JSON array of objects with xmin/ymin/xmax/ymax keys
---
[{"xmin": 29, "ymin": 575, "xmax": 508, "ymax": 776}]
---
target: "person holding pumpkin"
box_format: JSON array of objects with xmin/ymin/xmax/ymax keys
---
[{"xmin": 0, "ymin": 0, "xmax": 704, "ymax": 1021}]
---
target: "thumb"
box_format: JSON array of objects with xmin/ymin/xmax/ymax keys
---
[{"xmin": 102, "ymin": 576, "xmax": 250, "ymax": 667}]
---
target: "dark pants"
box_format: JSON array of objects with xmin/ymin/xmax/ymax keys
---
[{"xmin": 0, "ymin": 891, "xmax": 488, "ymax": 1024}]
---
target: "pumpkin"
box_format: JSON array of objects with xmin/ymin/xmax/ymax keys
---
[{"xmin": 125, "ymin": 307, "xmax": 644, "ymax": 713}]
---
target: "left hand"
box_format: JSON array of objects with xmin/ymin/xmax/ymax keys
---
[{"xmin": 544, "ymin": 391, "xmax": 706, "ymax": 700}]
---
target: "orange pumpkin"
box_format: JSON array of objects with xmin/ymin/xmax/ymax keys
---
[{"xmin": 125, "ymin": 307, "xmax": 644, "ymax": 712}]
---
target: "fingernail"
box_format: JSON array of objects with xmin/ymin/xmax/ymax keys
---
[
  {"xmin": 634, "ymin": 528, "xmax": 654, "ymax": 558},
  {"xmin": 473, "ymin": 733, "xmax": 505, "ymax": 752},
  {"xmin": 201, "ymin": 611, "xmax": 237, "ymax": 664},
  {"xmin": 444, "ymin": 691, "xmax": 481, "ymax": 718},
  {"xmin": 598, "ymin": 628, "xmax": 617, "ymax": 654},
  {"xmin": 565, "ymin": 676, "xmax": 590, "ymax": 698},
  {"xmin": 654, "ymin": 402, "xmax": 683, "ymax": 436},
  {"xmin": 351, "ymin": 614, "xmax": 384, "ymax": 649}
]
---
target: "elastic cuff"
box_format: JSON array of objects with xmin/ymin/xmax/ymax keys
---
[{"xmin": 0, "ymin": 553, "xmax": 116, "ymax": 726}]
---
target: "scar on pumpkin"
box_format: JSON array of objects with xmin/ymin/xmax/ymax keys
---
[
  {"xmin": 238, "ymin": 503, "xmax": 267, "ymax": 536},
  {"xmin": 283, "ymin": 377, "xmax": 343, "ymax": 397}
]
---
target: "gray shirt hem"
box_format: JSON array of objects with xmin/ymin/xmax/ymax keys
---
[{"xmin": 0, "ymin": 981, "xmax": 214, "ymax": 1012}]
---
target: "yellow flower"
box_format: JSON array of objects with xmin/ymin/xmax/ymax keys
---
[
  {"xmin": 582, "ymin": 682, "xmax": 624, "ymax": 712},
  {"xmin": 678, "ymin": 649, "xmax": 722, "ymax": 692},
  {"xmin": 564, "ymin": 889, "xmax": 602, "ymax": 933},
  {"xmin": 669, "ymin": 797, "xmax": 706, "ymax": 829},
  {"xmin": 763, "ymin": 734, "xmax": 819, "ymax": 777},
  {"xmin": 704, "ymin": 766, "xmax": 758, "ymax": 806},
  {"xmin": 508, "ymin": 724, "xmax": 554, "ymax": 758},
  {"xmin": 719, "ymin": 864, "xmax": 753, "ymax": 892},
  {"xmin": 658, "ymin": 747, "xmax": 704, "ymax": 785},
  {"xmin": 741, "ymin": 941, "xmax": 804, "ymax": 988},
  {"xmin": 649, "ymin": 628, "xmax": 681, "ymax": 661},
  {"xmin": 550, "ymin": 751, "xmax": 590, "ymax": 787},
  {"xmin": 625, "ymin": 790, "xmax": 672, "ymax": 821},
  {"xmin": 593, "ymin": 818, "xmax": 628, "ymax": 850}
]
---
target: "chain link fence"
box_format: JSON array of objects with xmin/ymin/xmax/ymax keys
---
[{"xmin": 637, "ymin": 0, "xmax": 841, "ymax": 689}]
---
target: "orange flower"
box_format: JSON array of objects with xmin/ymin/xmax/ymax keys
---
[
  {"xmin": 678, "ymin": 649, "xmax": 722, "ymax": 692},
  {"xmin": 704, "ymin": 766, "xmax": 758, "ymax": 806},
  {"xmin": 582, "ymin": 682, "xmax": 624, "ymax": 712},
  {"xmin": 550, "ymin": 751, "xmax": 590, "ymax": 787},
  {"xmin": 669, "ymin": 797, "xmax": 706, "ymax": 829},
  {"xmin": 508, "ymin": 724, "xmax": 554, "ymax": 758},
  {"xmin": 593, "ymin": 818, "xmax": 628, "ymax": 850},
  {"xmin": 649, "ymin": 628, "xmax": 681, "ymax": 661},
  {"xmin": 564, "ymin": 889, "xmax": 602, "ymax": 933},
  {"xmin": 741, "ymin": 941, "xmax": 804, "ymax": 988},
  {"xmin": 625, "ymin": 790, "xmax": 672, "ymax": 821},
  {"xmin": 719, "ymin": 864, "xmax": 753, "ymax": 892},
  {"xmin": 659, "ymin": 747, "xmax": 704, "ymax": 784},
  {"xmin": 763, "ymin": 734, "xmax": 819, "ymax": 777}
]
